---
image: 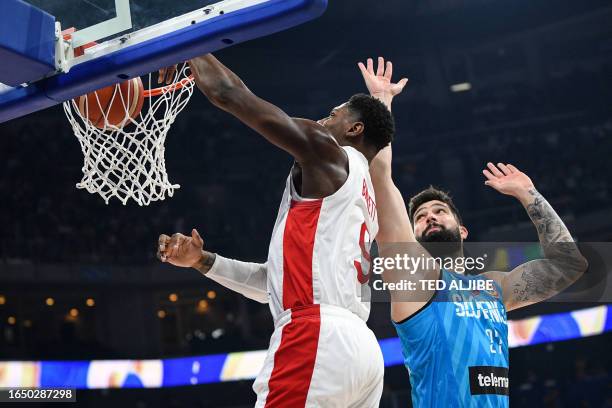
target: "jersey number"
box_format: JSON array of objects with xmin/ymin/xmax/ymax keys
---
[
  {"xmin": 485, "ymin": 329, "xmax": 503, "ymax": 354},
  {"xmin": 354, "ymin": 222, "xmax": 372, "ymax": 284}
]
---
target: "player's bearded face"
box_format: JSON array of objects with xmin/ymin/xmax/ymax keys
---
[
  {"xmin": 417, "ymin": 222, "xmax": 461, "ymax": 243},
  {"xmin": 413, "ymin": 201, "xmax": 463, "ymax": 257},
  {"xmin": 417, "ymin": 222, "xmax": 462, "ymax": 258}
]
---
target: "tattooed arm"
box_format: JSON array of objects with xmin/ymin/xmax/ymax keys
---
[{"xmin": 481, "ymin": 163, "xmax": 588, "ymax": 311}]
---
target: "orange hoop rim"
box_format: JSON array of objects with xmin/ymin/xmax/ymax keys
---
[{"xmin": 144, "ymin": 75, "xmax": 195, "ymax": 98}]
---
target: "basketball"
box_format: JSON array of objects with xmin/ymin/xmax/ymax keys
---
[
  {"xmin": 1, "ymin": 2, "xmax": 610, "ymax": 407},
  {"xmin": 75, "ymin": 77, "xmax": 145, "ymax": 129}
]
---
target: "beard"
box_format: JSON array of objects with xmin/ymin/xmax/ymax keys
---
[{"xmin": 417, "ymin": 224, "xmax": 462, "ymax": 259}]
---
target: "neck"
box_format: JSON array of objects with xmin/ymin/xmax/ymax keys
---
[
  {"xmin": 344, "ymin": 141, "xmax": 378, "ymax": 163},
  {"xmin": 447, "ymin": 248, "xmax": 469, "ymax": 274},
  {"xmin": 420, "ymin": 242, "xmax": 464, "ymax": 264}
]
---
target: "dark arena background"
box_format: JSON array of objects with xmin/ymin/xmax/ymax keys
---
[{"xmin": 1, "ymin": 0, "xmax": 611, "ymax": 407}]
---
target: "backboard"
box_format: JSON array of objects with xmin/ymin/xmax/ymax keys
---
[
  {"xmin": 28, "ymin": 0, "xmax": 270, "ymax": 48},
  {"xmin": 0, "ymin": 0, "xmax": 327, "ymax": 123}
]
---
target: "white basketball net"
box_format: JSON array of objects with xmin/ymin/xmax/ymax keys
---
[{"xmin": 63, "ymin": 63, "xmax": 195, "ymax": 206}]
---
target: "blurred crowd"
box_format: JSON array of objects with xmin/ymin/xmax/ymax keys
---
[
  {"xmin": 0, "ymin": 64, "xmax": 610, "ymax": 264},
  {"xmin": 0, "ymin": 1, "xmax": 610, "ymax": 406}
]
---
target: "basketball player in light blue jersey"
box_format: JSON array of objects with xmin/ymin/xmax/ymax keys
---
[{"xmin": 361, "ymin": 58, "xmax": 589, "ymax": 407}]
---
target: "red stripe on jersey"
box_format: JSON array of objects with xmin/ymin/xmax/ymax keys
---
[
  {"xmin": 281, "ymin": 199, "xmax": 322, "ymax": 310},
  {"xmin": 265, "ymin": 305, "xmax": 321, "ymax": 407}
]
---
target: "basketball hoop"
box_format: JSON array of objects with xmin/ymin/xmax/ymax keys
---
[{"xmin": 63, "ymin": 63, "xmax": 195, "ymax": 206}]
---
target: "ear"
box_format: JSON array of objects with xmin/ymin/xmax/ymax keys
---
[
  {"xmin": 459, "ymin": 225, "xmax": 468, "ymax": 240},
  {"xmin": 346, "ymin": 121, "xmax": 364, "ymax": 138}
]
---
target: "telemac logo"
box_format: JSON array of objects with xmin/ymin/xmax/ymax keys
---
[{"xmin": 469, "ymin": 366, "xmax": 509, "ymax": 396}]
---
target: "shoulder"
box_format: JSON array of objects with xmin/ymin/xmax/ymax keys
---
[
  {"xmin": 292, "ymin": 118, "xmax": 347, "ymax": 164},
  {"xmin": 393, "ymin": 298, "xmax": 438, "ymax": 330},
  {"xmin": 480, "ymin": 270, "xmax": 508, "ymax": 302},
  {"xmin": 291, "ymin": 118, "xmax": 329, "ymax": 140}
]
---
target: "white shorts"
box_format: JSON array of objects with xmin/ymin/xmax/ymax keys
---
[{"xmin": 253, "ymin": 304, "xmax": 384, "ymax": 408}]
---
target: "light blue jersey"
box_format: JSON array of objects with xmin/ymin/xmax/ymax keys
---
[{"xmin": 394, "ymin": 270, "xmax": 509, "ymax": 408}]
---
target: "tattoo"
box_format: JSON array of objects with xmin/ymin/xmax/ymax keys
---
[
  {"xmin": 512, "ymin": 261, "xmax": 569, "ymax": 303},
  {"xmin": 194, "ymin": 251, "xmax": 217, "ymax": 274},
  {"xmin": 511, "ymin": 189, "xmax": 587, "ymax": 305},
  {"xmin": 526, "ymin": 189, "xmax": 575, "ymax": 246}
]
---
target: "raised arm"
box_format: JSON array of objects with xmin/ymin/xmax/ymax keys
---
[
  {"xmin": 369, "ymin": 144, "xmax": 414, "ymax": 243},
  {"xmin": 158, "ymin": 230, "xmax": 268, "ymax": 304},
  {"xmin": 359, "ymin": 57, "xmax": 437, "ymax": 321},
  {"xmin": 188, "ymin": 54, "xmax": 344, "ymax": 165},
  {"xmin": 482, "ymin": 163, "xmax": 588, "ymax": 311},
  {"xmin": 359, "ymin": 58, "xmax": 412, "ymax": 242}
]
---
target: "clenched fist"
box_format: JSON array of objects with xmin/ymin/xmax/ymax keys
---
[{"xmin": 157, "ymin": 229, "xmax": 205, "ymax": 268}]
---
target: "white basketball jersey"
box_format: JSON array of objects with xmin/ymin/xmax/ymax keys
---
[{"xmin": 266, "ymin": 146, "xmax": 378, "ymax": 322}]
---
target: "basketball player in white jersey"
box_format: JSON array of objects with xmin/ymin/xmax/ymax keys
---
[{"xmin": 157, "ymin": 54, "xmax": 407, "ymax": 407}]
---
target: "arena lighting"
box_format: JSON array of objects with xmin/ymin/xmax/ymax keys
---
[
  {"xmin": 45, "ymin": 297, "xmax": 54, "ymax": 306},
  {"xmin": 0, "ymin": 295, "xmax": 5, "ymax": 305},
  {"xmin": 7, "ymin": 316, "xmax": 16, "ymax": 325},
  {"xmin": 69, "ymin": 308, "xmax": 79, "ymax": 318},
  {"xmin": 1, "ymin": 305, "xmax": 608, "ymax": 389},
  {"xmin": 207, "ymin": 290, "xmax": 217, "ymax": 300},
  {"xmin": 169, "ymin": 293, "xmax": 178, "ymax": 302},
  {"xmin": 157, "ymin": 310, "xmax": 166, "ymax": 319},
  {"xmin": 86, "ymin": 298, "xmax": 95, "ymax": 307},
  {"xmin": 451, "ymin": 82, "xmax": 472, "ymax": 92},
  {"xmin": 197, "ymin": 300, "xmax": 209, "ymax": 314}
]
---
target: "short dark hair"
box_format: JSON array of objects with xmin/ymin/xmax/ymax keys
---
[
  {"xmin": 408, "ymin": 186, "xmax": 463, "ymax": 224},
  {"xmin": 347, "ymin": 93, "xmax": 394, "ymax": 151}
]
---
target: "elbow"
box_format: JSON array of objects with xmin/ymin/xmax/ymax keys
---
[
  {"xmin": 562, "ymin": 253, "xmax": 588, "ymax": 283},
  {"xmin": 567, "ymin": 255, "xmax": 588, "ymax": 288},
  {"xmin": 375, "ymin": 228, "xmax": 399, "ymax": 245},
  {"xmin": 576, "ymin": 254, "xmax": 589, "ymax": 276},
  {"xmin": 550, "ymin": 243, "xmax": 589, "ymax": 280},
  {"xmin": 569, "ymin": 246, "xmax": 589, "ymax": 276},
  {"xmin": 197, "ymin": 79, "xmax": 245, "ymax": 109},
  {"xmin": 207, "ymin": 88, "xmax": 234, "ymax": 108}
]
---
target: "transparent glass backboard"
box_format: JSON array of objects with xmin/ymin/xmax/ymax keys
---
[
  {"xmin": 0, "ymin": 0, "xmax": 326, "ymax": 123},
  {"xmin": 28, "ymin": 0, "xmax": 273, "ymax": 49},
  {"xmin": 29, "ymin": 0, "xmax": 221, "ymax": 38}
]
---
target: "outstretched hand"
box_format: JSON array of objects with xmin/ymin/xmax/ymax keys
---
[
  {"xmin": 157, "ymin": 229, "xmax": 205, "ymax": 268},
  {"xmin": 358, "ymin": 57, "xmax": 408, "ymax": 106},
  {"xmin": 483, "ymin": 162, "xmax": 535, "ymax": 200}
]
